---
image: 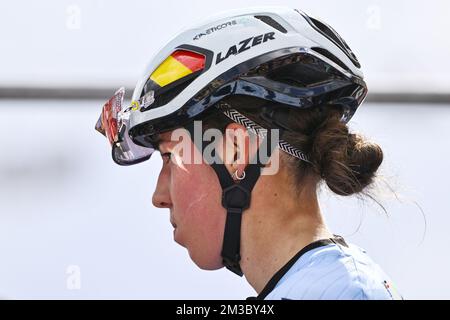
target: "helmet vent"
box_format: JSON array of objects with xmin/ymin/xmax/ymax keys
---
[
  {"xmin": 307, "ymin": 16, "xmax": 361, "ymax": 68},
  {"xmin": 295, "ymin": 9, "xmax": 361, "ymax": 69},
  {"xmin": 266, "ymin": 57, "xmax": 336, "ymax": 88},
  {"xmin": 311, "ymin": 47, "xmax": 351, "ymax": 73},
  {"xmin": 254, "ymin": 15, "xmax": 287, "ymax": 33}
]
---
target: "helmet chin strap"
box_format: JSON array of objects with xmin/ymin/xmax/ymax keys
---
[{"xmin": 185, "ymin": 113, "xmax": 278, "ymax": 276}]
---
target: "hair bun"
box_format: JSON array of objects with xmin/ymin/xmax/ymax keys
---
[{"xmin": 311, "ymin": 109, "xmax": 383, "ymax": 196}]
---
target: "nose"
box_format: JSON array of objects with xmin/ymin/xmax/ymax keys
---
[
  {"xmin": 152, "ymin": 193, "xmax": 171, "ymax": 208},
  {"xmin": 152, "ymin": 171, "xmax": 172, "ymax": 209}
]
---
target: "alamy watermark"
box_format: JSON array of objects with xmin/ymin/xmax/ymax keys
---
[
  {"xmin": 366, "ymin": 5, "xmax": 382, "ymax": 30},
  {"xmin": 66, "ymin": 265, "xmax": 81, "ymax": 290},
  {"xmin": 165, "ymin": 120, "xmax": 281, "ymax": 176},
  {"xmin": 66, "ymin": 4, "xmax": 82, "ymax": 30}
]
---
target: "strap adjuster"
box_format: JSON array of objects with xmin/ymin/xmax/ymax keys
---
[
  {"xmin": 227, "ymin": 207, "xmax": 243, "ymax": 214},
  {"xmin": 222, "ymin": 184, "xmax": 251, "ymax": 211}
]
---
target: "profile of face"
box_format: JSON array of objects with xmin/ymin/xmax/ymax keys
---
[
  {"xmin": 151, "ymin": 122, "xmax": 258, "ymax": 270},
  {"xmin": 152, "ymin": 127, "xmax": 240, "ymax": 270}
]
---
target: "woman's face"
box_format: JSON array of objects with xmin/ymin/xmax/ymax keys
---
[{"xmin": 151, "ymin": 130, "xmax": 227, "ymax": 270}]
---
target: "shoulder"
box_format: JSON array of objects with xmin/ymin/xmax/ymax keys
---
[{"xmin": 265, "ymin": 242, "xmax": 402, "ymax": 300}]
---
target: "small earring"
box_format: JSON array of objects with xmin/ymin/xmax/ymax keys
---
[{"xmin": 233, "ymin": 169, "xmax": 246, "ymax": 181}]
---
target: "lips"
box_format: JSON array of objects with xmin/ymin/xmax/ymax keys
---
[{"xmin": 170, "ymin": 217, "xmax": 177, "ymax": 229}]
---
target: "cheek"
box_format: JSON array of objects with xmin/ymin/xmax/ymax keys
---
[
  {"xmin": 172, "ymin": 162, "xmax": 223, "ymax": 230},
  {"xmin": 171, "ymin": 162, "xmax": 226, "ymax": 266}
]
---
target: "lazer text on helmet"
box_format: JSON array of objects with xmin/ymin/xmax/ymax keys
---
[{"xmin": 216, "ymin": 32, "xmax": 276, "ymax": 64}]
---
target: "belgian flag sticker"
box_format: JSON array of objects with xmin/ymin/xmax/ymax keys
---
[{"xmin": 150, "ymin": 50, "xmax": 205, "ymax": 88}]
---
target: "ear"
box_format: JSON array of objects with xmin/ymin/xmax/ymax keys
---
[{"xmin": 222, "ymin": 122, "xmax": 254, "ymax": 180}]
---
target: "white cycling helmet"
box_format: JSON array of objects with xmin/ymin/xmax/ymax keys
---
[
  {"xmin": 96, "ymin": 6, "xmax": 366, "ymax": 166},
  {"xmin": 95, "ymin": 6, "xmax": 367, "ymax": 275}
]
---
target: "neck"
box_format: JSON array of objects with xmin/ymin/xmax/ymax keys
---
[{"xmin": 240, "ymin": 169, "xmax": 333, "ymax": 294}]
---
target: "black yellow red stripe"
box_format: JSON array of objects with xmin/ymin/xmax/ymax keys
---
[{"xmin": 150, "ymin": 50, "xmax": 205, "ymax": 87}]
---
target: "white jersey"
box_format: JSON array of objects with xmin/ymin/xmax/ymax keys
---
[{"xmin": 248, "ymin": 236, "xmax": 403, "ymax": 300}]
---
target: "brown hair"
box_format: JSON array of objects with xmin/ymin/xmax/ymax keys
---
[{"xmin": 204, "ymin": 95, "xmax": 383, "ymax": 197}]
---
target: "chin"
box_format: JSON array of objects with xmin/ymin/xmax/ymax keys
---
[{"xmin": 187, "ymin": 248, "xmax": 223, "ymax": 270}]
